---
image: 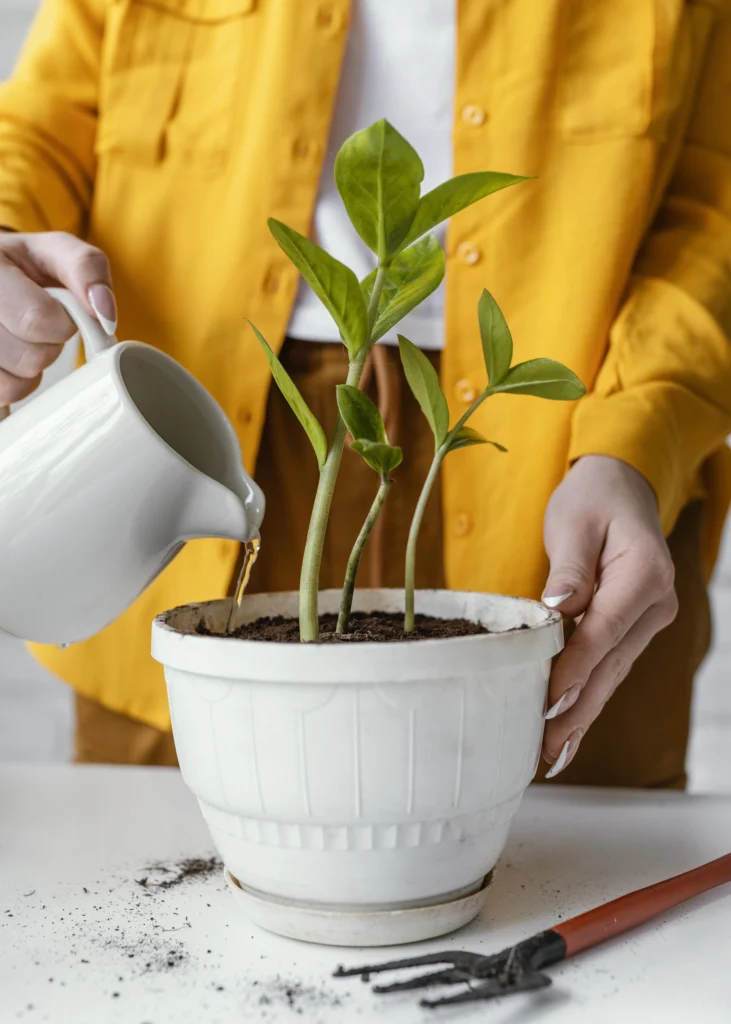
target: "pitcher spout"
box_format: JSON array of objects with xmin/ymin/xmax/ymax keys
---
[
  {"xmin": 233, "ymin": 471, "xmax": 265, "ymax": 541},
  {"xmin": 178, "ymin": 473, "xmax": 260, "ymax": 544}
]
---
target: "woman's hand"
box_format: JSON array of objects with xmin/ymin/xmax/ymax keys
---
[
  {"xmin": 0, "ymin": 230, "xmax": 116, "ymax": 404},
  {"xmin": 541, "ymin": 455, "xmax": 678, "ymax": 777}
]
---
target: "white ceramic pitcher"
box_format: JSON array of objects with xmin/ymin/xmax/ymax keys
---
[{"xmin": 0, "ymin": 288, "xmax": 264, "ymax": 645}]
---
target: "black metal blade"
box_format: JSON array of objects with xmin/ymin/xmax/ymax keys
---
[
  {"xmin": 334, "ymin": 950, "xmax": 487, "ymax": 981},
  {"xmin": 334, "ymin": 929, "xmax": 567, "ymax": 1007},
  {"xmin": 372, "ymin": 967, "xmax": 475, "ymax": 993},
  {"xmin": 421, "ymin": 970, "xmax": 552, "ymax": 1008}
]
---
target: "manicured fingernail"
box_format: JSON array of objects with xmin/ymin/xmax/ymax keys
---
[
  {"xmin": 545, "ymin": 683, "xmax": 582, "ymax": 720},
  {"xmin": 88, "ymin": 284, "xmax": 117, "ymax": 336},
  {"xmin": 545, "ymin": 728, "xmax": 583, "ymax": 779},
  {"xmin": 542, "ymin": 590, "xmax": 574, "ymax": 609}
]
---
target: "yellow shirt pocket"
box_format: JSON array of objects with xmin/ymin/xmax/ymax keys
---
[
  {"xmin": 97, "ymin": 0, "xmax": 259, "ymax": 174},
  {"xmin": 559, "ymin": 0, "xmax": 693, "ymax": 140}
]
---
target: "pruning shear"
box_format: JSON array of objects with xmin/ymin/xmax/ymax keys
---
[{"xmin": 335, "ymin": 852, "xmax": 731, "ymax": 1008}]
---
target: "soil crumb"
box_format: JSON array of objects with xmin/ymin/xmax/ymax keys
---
[
  {"xmin": 135, "ymin": 857, "xmax": 221, "ymax": 891},
  {"xmin": 198, "ymin": 611, "xmax": 489, "ymax": 643},
  {"xmin": 256, "ymin": 975, "xmax": 345, "ymax": 1015}
]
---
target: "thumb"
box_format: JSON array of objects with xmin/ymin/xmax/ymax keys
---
[
  {"xmin": 542, "ymin": 513, "xmax": 604, "ymax": 617},
  {"xmin": 14, "ymin": 232, "xmax": 117, "ymax": 336}
]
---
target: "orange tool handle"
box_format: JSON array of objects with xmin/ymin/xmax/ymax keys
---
[{"xmin": 554, "ymin": 852, "xmax": 731, "ymax": 958}]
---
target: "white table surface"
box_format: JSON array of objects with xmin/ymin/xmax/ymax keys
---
[{"xmin": 1, "ymin": 765, "xmax": 730, "ymax": 1024}]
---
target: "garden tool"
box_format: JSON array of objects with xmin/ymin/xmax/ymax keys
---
[{"xmin": 335, "ymin": 851, "xmax": 731, "ymax": 1007}]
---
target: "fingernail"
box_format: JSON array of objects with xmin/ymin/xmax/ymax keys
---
[
  {"xmin": 545, "ymin": 728, "xmax": 583, "ymax": 779},
  {"xmin": 88, "ymin": 284, "xmax": 117, "ymax": 336},
  {"xmin": 542, "ymin": 589, "xmax": 574, "ymax": 609},
  {"xmin": 544, "ymin": 683, "xmax": 582, "ymax": 720}
]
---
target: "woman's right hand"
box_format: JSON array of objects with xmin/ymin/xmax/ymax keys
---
[{"xmin": 0, "ymin": 230, "xmax": 117, "ymax": 405}]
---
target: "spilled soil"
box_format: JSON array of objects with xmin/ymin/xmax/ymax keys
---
[
  {"xmin": 135, "ymin": 857, "xmax": 220, "ymax": 892},
  {"xmin": 3, "ymin": 853, "xmax": 350, "ymax": 1019}
]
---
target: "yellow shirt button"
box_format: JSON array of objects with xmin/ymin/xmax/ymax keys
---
[
  {"xmin": 263, "ymin": 270, "xmax": 281, "ymax": 295},
  {"xmin": 316, "ymin": 6, "xmax": 336, "ymax": 28},
  {"xmin": 454, "ymin": 513, "xmax": 472, "ymax": 537},
  {"xmin": 455, "ymin": 378, "xmax": 478, "ymax": 403},
  {"xmin": 461, "ymin": 104, "xmax": 486, "ymax": 127},
  {"xmin": 456, "ymin": 241, "xmax": 481, "ymax": 265}
]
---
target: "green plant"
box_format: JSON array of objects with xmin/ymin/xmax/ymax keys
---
[
  {"xmin": 398, "ymin": 285, "xmax": 585, "ymax": 632},
  {"xmin": 251, "ymin": 119, "xmax": 585, "ymax": 641}
]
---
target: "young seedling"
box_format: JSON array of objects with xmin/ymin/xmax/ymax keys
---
[
  {"xmin": 335, "ymin": 385, "xmax": 403, "ymax": 633},
  {"xmin": 251, "ymin": 118, "xmax": 527, "ymax": 641},
  {"xmin": 399, "ymin": 288, "xmax": 586, "ymax": 632}
]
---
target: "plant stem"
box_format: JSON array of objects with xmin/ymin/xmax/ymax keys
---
[
  {"xmin": 298, "ymin": 263, "xmax": 389, "ymax": 642},
  {"xmin": 402, "ymin": 386, "xmax": 496, "ymax": 632},
  {"xmin": 404, "ymin": 447, "xmax": 446, "ymax": 632},
  {"xmin": 368, "ymin": 264, "xmax": 388, "ymax": 328},
  {"xmin": 448, "ymin": 386, "xmax": 493, "ymax": 441},
  {"xmin": 336, "ymin": 476, "xmax": 393, "ymax": 634},
  {"xmin": 299, "ymin": 359, "xmax": 363, "ymax": 641}
]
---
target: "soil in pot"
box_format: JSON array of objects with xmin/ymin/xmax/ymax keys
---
[
  {"xmin": 217, "ymin": 538, "xmax": 493, "ymax": 641},
  {"xmin": 197, "ymin": 611, "xmax": 490, "ymax": 643}
]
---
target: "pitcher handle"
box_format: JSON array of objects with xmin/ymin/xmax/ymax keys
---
[
  {"xmin": 45, "ymin": 286, "xmax": 118, "ymax": 359},
  {"xmin": 0, "ymin": 288, "xmax": 116, "ymax": 421}
]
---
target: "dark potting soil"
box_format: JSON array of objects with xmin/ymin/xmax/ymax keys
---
[
  {"xmin": 135, "ymin": 857, "xmax": 220, "ymax": 891},
  {"xmin": 198, "ymin": 610, "xmax": 490, "ymax": 643}
]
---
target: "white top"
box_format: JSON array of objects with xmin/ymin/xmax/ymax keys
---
[{"xmin": 287, "ymin": 0, "xmax": 456, "ymax": 350}]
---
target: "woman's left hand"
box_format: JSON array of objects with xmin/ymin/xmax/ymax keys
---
[{"xmin": 541, "ymin": 455, "xmax": 678, "ymax": 777}]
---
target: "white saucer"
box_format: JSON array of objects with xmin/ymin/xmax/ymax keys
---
[{"xmin": 224, "ymin": 868, "xmax": 494, "ymax": 947}]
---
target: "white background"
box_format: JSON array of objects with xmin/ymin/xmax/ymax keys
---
[{"xmin": 0, "ymin": 0, "xmax": 728, "ymax": 788}]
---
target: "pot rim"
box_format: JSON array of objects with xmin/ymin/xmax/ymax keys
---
[{"xmin": 151, "ymin": 588, "xmax": 563, "ymax": 684}]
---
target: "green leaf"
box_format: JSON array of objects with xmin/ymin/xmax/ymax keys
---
[
  {"xmin": 490, "ymin": 358, "xmax": 586, "ymax": 400},
  {"xmin": 398, "ymin": 172, "xmax": 529, "ymax": 252},
  {"xmin": 351, "ymin": 439, "xmax": 403, "ymax": 476},
  {"xmin": 360, "ymin": 235, "xmax": 445, "ymax": 343},
  {"xmin": 448, "ymin": 426, "xmax": 508, "ymax": 453},
  {"xmin": 478, "ymin": 288, "xmax": 513, "ymax": 385},
  {"xmin": 334, "ymin": 119, "xmax": 423, "ymax": 261},
  {"xmin": 336, "ymin": 384, "xmax": 387, "ymax": 444},
  {"xmin": 397, "ymin": 334, "xmax": 449, "ymax": 448},
  {"xmin": 249, "ymin": 321, "xmax": 328, "ymax": 468},
  {"xmin": 268, "ymin": 219, "xmax": 368, "ymax": 359}
]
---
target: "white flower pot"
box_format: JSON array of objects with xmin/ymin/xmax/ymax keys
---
[{"xmin": 152, "ymin": 589, "xmax": 562, "ymax": 945}]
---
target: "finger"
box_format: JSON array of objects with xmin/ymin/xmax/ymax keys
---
[
  {"xmin": 0, "ymin": 367, "xmax": 43, "ymax": 405},
  {"xmin": 546, "ymin": 538, "xmax": 674, "ymax": 711},
  {"xmin": 0, "ymin": 255, "xmax": 77, "ymax": 344},
  {"xmin": 0, "ymin": 321, "xmax": 63, "ymax": 379},
  {"xmin": 543, "ymin": 589, "xmax": 678, "ymax": 772},
  {"xmin": 3, "ymin": 232, "xmax": 117, "ymax": 334},
  {"xmin": 542, "ymin": 509, "xmax": 604, "ymax": 618}
]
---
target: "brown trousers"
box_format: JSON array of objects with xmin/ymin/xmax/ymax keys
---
[{"xmin": 75, "ymin": 340, "xmax": 711, "ymax": 788}]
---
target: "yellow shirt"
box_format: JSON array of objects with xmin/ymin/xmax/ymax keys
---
[{"xmin": 1, "ymin": 0, "xmax": 730, "ymax": 731}]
